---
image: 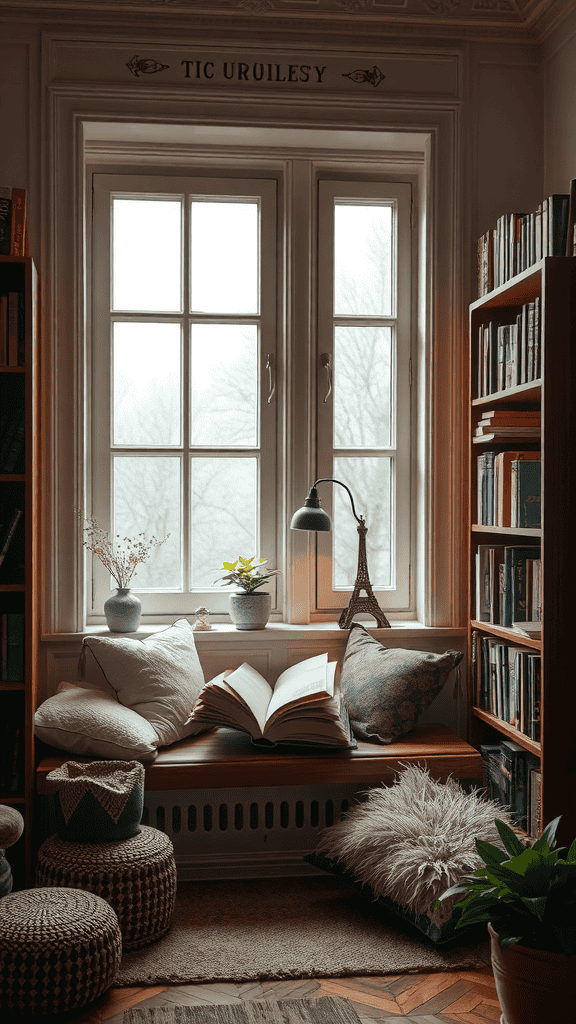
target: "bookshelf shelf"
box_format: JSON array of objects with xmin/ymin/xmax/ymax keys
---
[
  {"xmin": 0, "ymin": 256, "xmax": 38, "ymax": 889},
  {"xmin": 470, "ymin": 620, "xmax": 541, "ymax": 650},
  {"xmin": 472, "ymin": 707, "xmax": 541, "ymax": 757},
  {"xmin": 472, "ymin": 381, "xmax": 541, "ymax": 407},
  {"xmin": 468, "ymin": 255, "xmax": 576, "ymax": 844},
  {"xmin": 471, "ymin": 525, "xmax": 541, "ymax": 538}
]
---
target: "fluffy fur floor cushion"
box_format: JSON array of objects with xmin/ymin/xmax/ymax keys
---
[{"xmin": 313, "ymin": 764, "xmax": 514, "ymax": 917}]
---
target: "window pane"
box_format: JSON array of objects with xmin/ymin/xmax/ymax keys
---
[
  {"xmin": 334, "ymin": 326, "xmax": 392, "ymax": 448},
  {"xmin": 191, "ymin": 324, "xmax": 258, "ymax": 447},
  {"xmin": 113, "ymin": 456, "xmax": 182, "ymax": 590},
  {"xmin": 332, "ymin": 457, "xmax": 392, "ymax": 589},
  {"xmin": 113, "ymin": 322, "xmax": 181, "ymax": 446},
  {"xmin": 334, "ymin": 203, "xmax": 392, "ymax": 316},
  {"xmin": 190, "ymin": 457, "xmax": 257, "ymax": 588},
  {"xmin": 112, "ymin": 199, "xmax": 181, "ymax": 312},
  {"xmin": 191, "ymin": 201, "xmax": 258, "ymax": 314}
]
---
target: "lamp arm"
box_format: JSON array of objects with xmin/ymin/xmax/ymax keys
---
[{"xmin": 311, "ymin": 478, "xmax": 363, "ymax": 525}]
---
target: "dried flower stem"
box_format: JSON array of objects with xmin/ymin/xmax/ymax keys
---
[{"xmin": 76, "ymin": 511, "xmax": 169, "ymax": 589}]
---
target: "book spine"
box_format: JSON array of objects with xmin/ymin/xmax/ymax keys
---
[
  {"xmin": 9, "ymin": 188, "xmax": 27, "ymax": 257},
  {"xmin": 513, "ymin": 460, "xmax": 541, "ymax": 529},
  {"xmin": 529, "ymin": 768, "xmax": 542, "ymax": 839},
  {"xmin": 0, "ymin": 187, "xmax": 12, "ymax": 256}
]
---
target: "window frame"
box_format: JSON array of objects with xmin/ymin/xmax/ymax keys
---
[
  {"xmin": 315, "ymin": 179, "xmax": 413, "ymax": 614},
  {"xmin": 89, "ymin": 172, "xmax": 280, "ymax": 621},
  {"xmin": 87, "ymin": 159, "xmax": 418, "ymax": 625}
]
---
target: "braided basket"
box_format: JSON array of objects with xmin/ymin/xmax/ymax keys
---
[
  {"xmin": 0, "ymin": 887, "xmax": 121, "ymax": 1017},
  {"xmin": 36, "ymin": 825, "xmax": 176, "ymax": 950}
]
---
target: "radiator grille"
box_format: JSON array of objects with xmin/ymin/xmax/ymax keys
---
[{"xmin": 143, "ymin": 783, "xmax": 363, "ymax": 876}]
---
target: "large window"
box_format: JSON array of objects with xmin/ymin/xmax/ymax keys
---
[{"xmin": 89, "ymin": 165, "xmax": 413, "ymax": 623}]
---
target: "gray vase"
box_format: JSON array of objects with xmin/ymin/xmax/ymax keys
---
[
  {"xmin": 229, "ymin": 591, "xmax": 271, "ymax": 630},
  {"xmin": 104, "ymin": 588, "xmax": 142, "ymax": 632}
]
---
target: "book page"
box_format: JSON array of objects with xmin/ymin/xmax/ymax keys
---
[
  {"xmin": 222, "ymin": 663, "xmax": 274, "ymax": 735},
  {"xmin": 265, "ymin": 653, "xmax": 331, "ymax": 723}
]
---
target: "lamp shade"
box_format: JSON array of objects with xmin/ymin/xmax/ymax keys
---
[
  {"xmin": 290, "ymin": 505, "xmax": 331, "ymax": 532},
  {"xmin": 290, "ymin": 486, "xmax": 332, "ymax": 532}
]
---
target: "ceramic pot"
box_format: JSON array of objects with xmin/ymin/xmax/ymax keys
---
[
  {"xmin": 229, "ymin": 591, "xmax": 271, "ymax": 630},
  {"xmin": 104, "ymin": 588, "xmax": 142, "ymax": 632},
  {"xmin": 489, "ymin": 922, "xmax": 576, "ymax": 1024}
]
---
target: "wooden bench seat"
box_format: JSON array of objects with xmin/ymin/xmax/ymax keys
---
[{"xmin": 36, "ymin": 722, "xmax": 482, "ymax": 795}]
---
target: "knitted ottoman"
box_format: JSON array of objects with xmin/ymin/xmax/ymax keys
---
[
  {"xmin": 36, "ymin": 825, "xmax": 176, "ymax": 950},
  {"xmin": 0, "ymin": 887, "xmax": 121, "ymax": 1017}
]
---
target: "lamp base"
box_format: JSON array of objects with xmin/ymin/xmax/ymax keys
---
[{"xmin": 338, "ymin": 591, "xmax": 391, "ymax": 629}]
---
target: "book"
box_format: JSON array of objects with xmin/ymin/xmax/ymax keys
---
[
  {"xmin": 500, "ymin": 739, "xmax": 529, "ymax": 829},
  {"xmin": 546, "ymin": 193, "xmax": 570, "ymax": 256},
  {"xmin": 502, "ymin": 546, "xmax": 541, "ymax": 627},
  {"xmin": 189, "ymin": 653, "xmax": 356, "ymax": 747},
  {"xmin": 475, "ymin": 544, "xmax": 504, "ymax": 623},
  {"xmin": 0, "ymin": 407, "xmax": 25, "ymax": 472},
  {"xmin": 511, "ymin": 621, "xmax": 541, "ymax": 639},
  {"xmin": 0, "ymin": 186, "xmax": 11, "ymax": 255},
  {"xmin": 511, "ymin": 459, "xmax": 541, "ymax": 528},
  {"xmin": 9, "ymin": 188, "xmax": 27, "ymax": 258},
  {"xmin": 529, "ymin": 768, "xmax": 542, "ymax": 839},
  {"xmin": 494, "ymin": 451, "xmax": 540, "ymax": 527}
]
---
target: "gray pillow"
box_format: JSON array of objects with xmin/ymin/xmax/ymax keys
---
[{"xmin": 340, "ymin": 623, "xmax": 463, "ymax": 744}]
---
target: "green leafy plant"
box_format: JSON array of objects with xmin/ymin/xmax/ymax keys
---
[
  {"xmin": 214, "ymin": 556, "xmax": 281, "ymax": 594},
  {"xmin": 433, "ymin": 816, "xmax": 576, "ymax": 955}
]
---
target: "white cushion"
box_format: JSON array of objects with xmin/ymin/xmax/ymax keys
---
[
  {"xmin": 34, "ymin": 685, "xmax": 159, "ymax": 761},
  {"xmin": 79, "ymin": 617, "xmax": 208, "ymax": 747}
]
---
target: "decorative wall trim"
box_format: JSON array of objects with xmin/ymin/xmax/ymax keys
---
[{"xmin": 0, "ymin": 0, "xmax": 571, "ymax": 45}]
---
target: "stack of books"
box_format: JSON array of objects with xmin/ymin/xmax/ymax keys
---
[
  {"xmin": 477, "ymin": 179, "xmax": 576, "ymax": 297},
  {"xmin": 474, "ymin": 544, "xmax": 541, "ymax": 626},
  {"xmin": 474, "ymin": 632, "xmax": 541, "ymax": 741},
  {"xmin": 480, "ymin": 741, "xmax": 541, "ymax": 837},
  {"xmin": 477, "ymin": 450, "xmax": 541, "ymax": 528},
  {"xmin": 476, "ymin": 304, "xmax": 541, "ymax": 398}
]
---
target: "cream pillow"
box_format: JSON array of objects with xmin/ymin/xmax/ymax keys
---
[
  {"xmin": 34, "ymin": 685, "xmax": 159, "ymax": 761},
  {"xmin": 79, "ymin": 617, "xmax": 208, "ymax": 747}
]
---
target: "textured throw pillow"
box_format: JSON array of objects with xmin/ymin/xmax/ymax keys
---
[
  {"xmin": 79, "ymin": 617, "xmax": 209, "ymax": 747},
  {"xmin": 34, "ymin": 685, "xmax": 159, "ymax": 761},
  {"xmin": 306, "ymin": 763, "xmax": 515, "ymax": 946},
  {"xmin": 340, "ymin": 623, "xmax": 464, "ymax": 744}
]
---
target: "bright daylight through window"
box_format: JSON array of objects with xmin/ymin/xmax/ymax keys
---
[{"xmin": 89, "ymin": 168, "xmax": 412, "ymax": 623}]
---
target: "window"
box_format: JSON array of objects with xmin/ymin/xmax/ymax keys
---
[{"xmin": 89, "ymin": 164, "xmax": 413, "ymax": 623}]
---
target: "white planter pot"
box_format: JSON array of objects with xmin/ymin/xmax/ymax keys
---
[{"xmin": 229, "ymin": 592, "xmax": 271, "ymax": 630}]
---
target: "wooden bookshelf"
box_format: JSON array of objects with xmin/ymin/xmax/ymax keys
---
[
  {"xmin": 468, "ymin": 256, "xmax": 576, "ymax": 845},
  {"xmin": 0, "ymin": 255, "xmax": 38, "ymax": 888}
]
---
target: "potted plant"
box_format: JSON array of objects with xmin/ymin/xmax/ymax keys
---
[
  {"xmin": 214, "ymin": 556, "xmax": 281, "ymax": 630},
  {"xmin": 77, "ymin": 512, "xmax": 169, "ymax": 632},
  {"xmin": 434, "ymin": 815, "xmax": 576, "ymax": 1024}
]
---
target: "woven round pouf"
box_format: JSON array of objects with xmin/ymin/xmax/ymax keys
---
[
  {"xmin": 0, "ymin": 887, "xmax": 121, "ymax": 1017},
  {"xmin": 36, "ymin": 825, "xmax": 176, "ymax": 950}
]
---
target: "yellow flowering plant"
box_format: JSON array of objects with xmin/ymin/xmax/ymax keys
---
[{"xmin": 76, "ymin": 512, "xmax": 169, "ymax": 589}]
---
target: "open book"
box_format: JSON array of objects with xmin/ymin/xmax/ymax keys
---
[{"xmin": 189, "ymin": 653, "xmax": 356, "ymax": 748}]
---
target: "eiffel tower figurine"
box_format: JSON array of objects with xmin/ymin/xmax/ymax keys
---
[{"xmin": 338, "ymin": 517, "xmax": 391, "ymax": 629}]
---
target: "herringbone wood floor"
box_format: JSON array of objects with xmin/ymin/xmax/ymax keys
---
[{"xmin": 48, "ymin": 970, "xmax": 502, "ymax": 1024}]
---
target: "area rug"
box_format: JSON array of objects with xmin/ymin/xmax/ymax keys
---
[
  {"xmin": 124, "ymin": 995, "xmax": 362, "ymax": 1023},
  {"xmin": 115, "ymin": 876, "xmax": 490, "ymax": 986}
]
